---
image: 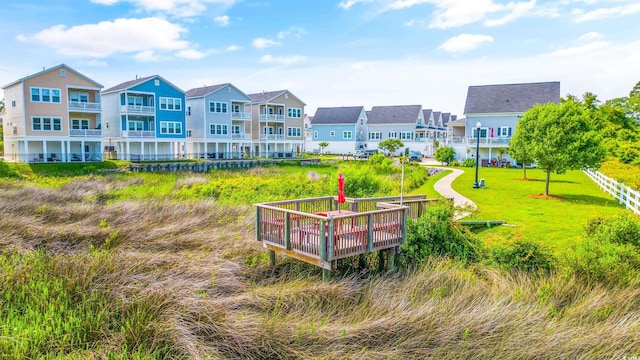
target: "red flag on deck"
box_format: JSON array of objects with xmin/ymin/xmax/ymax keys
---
[{"xmin": 337, "ymin": 172, "xmax": 346, "ymax": 204}]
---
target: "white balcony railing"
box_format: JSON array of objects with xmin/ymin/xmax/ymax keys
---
[
  {"xmin": 259, "ymin": 114, "xmax": 285, "ymax": 122},
  {"xmin": 231, "ymin": 111, "xmax": 252, "ymax": 120},
  {"xmin": 69, "ymin": 129, "xmax": 102, "ymax": 137},
  {"xmin": 260, "ymin": 134, "xmax": 285, "ymax": 140},
  {"xmin": 123, "ymin": 130, "xmax": 156, "ymax": 138},
  {"xmin": 232, "ymin": 133, "xmax": 252, "ymax": 140},
  {"xmin": 68, "ymin": 101, "xmax": 101, "ymax": 112},
  {"xmin": 121, "ymin": 105, "xmax": 155, "ymax": 114}
]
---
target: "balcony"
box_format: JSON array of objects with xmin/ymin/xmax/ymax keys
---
[
  {"xmin": 123, "ymin": 130, "xmax": 156, "ymax": 138},
  {"xmin": 70, "ymin": 129, "xmax": 102, "ymax": 137},
  {"xmin": 231, "ymin": 111, "xmax": 252, "ymax": 120},
  {"xmin": 259, "ymin": 114, "xmax": 285, "ymax": 122},
  {"xmin": 232, "ymin": 133, "xmax": 252, "ymax": 140},
  {"xmin": 447, "ymin": 137, "xmax": 512, "ymax": 146},
  {"xmin": 68, "ymin": 101, "xmax": 101, "ymax": 112},
  {"xmin": 120, "ymin": 105, "xmax": 155, "ymax": 115},
  {"xmin": 260, "ymin": 134, "xmax": 285, "ymax": 140}
]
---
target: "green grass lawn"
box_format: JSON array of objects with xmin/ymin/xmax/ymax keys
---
[
  {"xmin": 409, "ymin": 168, "xmax": 451, "ymax": 198},
  {"xmin": 450, "ymin": 167, "xmax": 625, "ymax": 251}
]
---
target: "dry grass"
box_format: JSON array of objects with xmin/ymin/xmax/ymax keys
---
[{"xmin": 1, "ymin": 177, "xmax": 640, "ymax": 359}]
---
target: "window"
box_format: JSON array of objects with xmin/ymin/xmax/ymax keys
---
[
  {"xmin": 128, "ymin": 96, "xmax": 143, "ymax": 107},
  {"xmin": 32, "ymin": 117, "xmax": 62, "ymax": 131},
  {"xmin": 70, "ymin": 92, "xmax": 88, "ymax": 103},
  {"xmin": 473, "ymin": 128, "xmax": 488, "ymax": 138},
  {"xmin": 160, "ymin": 97, "xmax": 182, "ymax": 111},
  {"xmin": 11, "ymin": 94, "xmax": 16, "ymax": 107},
  {"xmin": 314, "ymin": 131, "xmax": 318, "ymax": 139},
  {"xmin": 369, "ymin": 132, "xmax": 381, "ymax": 140},
  {"xmin": 330, "ymin": 131, "xmax": 336, "ymax": 137},
  {"xmin": 186, "ymin": 106, "xmax": 191, "ymax": 116},
  {"xmin": 343, "ymin": 131, "xmax": 352, "ymax": 139},
  {"xmin": 209, "ymin": 102, "xmax": 228, "ymax": 113},
  {"xmin": 154, "ymin": 79, "xmax": 160, "ymax": 86},
  {"xmin": 400, "ymin": 131, "xmax": 413, "ymax": 140},
  {"xmin": 60, "ymin": 69, "xmax": 66, "ymax": 77},
  {"xmin": 498, "ymin": 127, "xmax": 512, "ymax": 137},
  {"xmin": 128, "ymin": 121, "xmax": 143, "ymax": 131},
  {"xmin": 263, "ymin": 126, "xmax": 274, "ymax": 135},
  {"xmin": 388, "ymin": 131, "xmax": 397, "ymax": 138},
  {"xmin": 287, "ymin": 108, "xmax": 301, "ymax": 118},
  {"xmin": 72, "ymin": 119, "xmax": 89, "ymax": 129},
  {"xmin": 210, "ymin": 124, "xmax": 228, "ymax": 135},
  {"xmin": 287, "ymin": 127, "xmax": 301, "ymax": 137},
  {"xmin": 160, "ymin": 121, "xmax": 183, "ymax": 134},
  {"xmin": 186, "ymin": 129, "xmax": 192, "ymax": 137},
  {"xmin": 30, "ymin": 87, "xmax": 61, "ymax": 103},
  {"xmin": 232, "ymin": 125, "xmax": 241, "ymax": 134}
]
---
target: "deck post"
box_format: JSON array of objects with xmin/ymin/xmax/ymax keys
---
[
  {"xmin": 284, "ymin": 212, "xmax": 291, "ymax": 250},
  {"xmin": 255, "ymin": 207, "xmax": 261, "ymax": 241},
  {"xmin": 320, "ymin": 219, "xmax": 327, "ymax": 261},
  {"xmin": 322, "ymin": 268, "xmax": 331, "ymax": 281},
  {"xmin": 367, "ymin": 214, "xmax": 374, "ymax": 253},
  {"xmin": 327, "ymin": 214, "xmax": 334, "ymax": 261},
  {"xmin": 268, "ymin": 249, "xmax": 275, "ymax": 265},
  {"xmin": 401, "ymin": 208, "xmax": 408, "ymax": 245},
  {"xmin": 386, "ymin": 248, "xmax": 396, "ymax": 270},
  {"xmin": 377, "ymin": 250, "xmax": 385, "ymax": 272}
]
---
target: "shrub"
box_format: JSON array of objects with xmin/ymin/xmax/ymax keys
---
[
  {"xmin": 434, "ymin": 147, "xmax": 455, "ymax": 164},
  {"xmin": 585, "ymin": 212, "xmax": 640, "ymax": 248},
  {"xmin": 450, "ymin": 160, "xmax": 460, "ymax": 167},
  {"xmin": 490, "ymin": 240, "xmax": 555, "ymax": 273},
  {"xmin": 462, "ymin": 158, "xmax": 476, "ymax": 167},
  {"xmin": 400, "ymin": 203, "xmax": 481, "ymax": 267},
  {"xmin": 563, "ymin": 238, "xmax": 640, "ymax": 285}
]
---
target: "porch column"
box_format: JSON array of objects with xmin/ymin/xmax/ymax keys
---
[
  {"xmin": 25, "ymin": 140, "xmax": 29, "ymax": 162},
  {"xmin": 62, "ymin": 141, "xmax": 68, "ymax": 162},
  {"xmin": 126, "ymin": 141, "xmax": 131, "ymax": 161},
  {"xmin": 43, "ymin": 141, "xmax": 48, "ymax": 162},
  {"xmin": 81, "ymin": 140, "xmax": 85, "ymax": 162}
]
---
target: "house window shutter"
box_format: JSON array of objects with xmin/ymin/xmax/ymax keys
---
[{"xmin": 508, "ymin": 127, "xmax": 512, "ymax": 136}]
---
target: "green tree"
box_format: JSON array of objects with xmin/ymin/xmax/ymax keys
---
[
  {"xmin": 434, "ymin": 146, "xmax": 455, "ymax": 165},
  {"xmin": 508, "ymin": 128, "xmax": 534, "ymax": 179},
  {"xmin": 377, "ymin": 138, "xmax": 404, "ymax": 156},
  {"xmin": 318, "ymin": 141, "xmax": 329, "ymax": 154},
  {"xmin": 511, "ymin": 99, "xmax": 605, "ymax": 196}
]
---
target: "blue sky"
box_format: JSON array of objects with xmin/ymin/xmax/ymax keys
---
[{"xmin": 1, "ymin": 0, "xmax": 640, "ymax": 116}]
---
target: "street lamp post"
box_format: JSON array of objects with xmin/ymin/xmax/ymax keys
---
[{"xmin": 473, "ymin": 121, "xmax": 481, "ymax": 188}]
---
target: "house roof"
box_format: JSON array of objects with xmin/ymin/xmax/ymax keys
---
[
  {"xmin": 464, "ymin": 81, "xmax": 560, "ymax": 114},
  {"xmin": 185, "ymin": 83, "xmax": 228, "ymax": 98},
  {"xmin": 311, "ymin": 106, "xmax": 364, "ymax": 124},
  {"xmin": 367, "ymin": 105, "xmax": 422, "ymax": 124},
  {"xmin": 442, "ymin": 112, "xmax": 451, "ymax": 125},
  {"xmin": 102, "ymin": 75, "xmax": 185, "ymax": 94},
  {"xmin": 2, "ymin": 64, "xmax": 103, "ymax": 89},
  {"xmin": 422, "ymin": 109, "xmax": 433, "ymax": 120},
  {"xmin": 247, "ymin": 89, "xmax": 306, "ymax": 105},
  {"xmin": 448, "ymin": 117, "xmax": 466, "ymax": 126}
]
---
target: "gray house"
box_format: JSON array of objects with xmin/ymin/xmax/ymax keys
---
[
  {"xmin": 308, "ymin": 106, "xmax": 367, "ymax": 154},
  {"xmin": 366, "ymin": 105, "xmax": 426, "ymax": 155},
  {"xmin": 448, "ymin": 81, "xmax": 560, "ymax": 165}
]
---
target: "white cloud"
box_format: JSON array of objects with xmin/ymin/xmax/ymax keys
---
[
  {"xmin": 252, "ymin": 37, "xmax": 281, "ymax": 49},
  {"xmin": 579, "ymin": 32, "xmax": 603, "ymax": 41},
  {"xmin": 439, "ymin": 34, "xmax": 494, "ymax": 53},
  {"xmin": 214, "ymin": 15, "xmax": 230, "ymax": 26},
  {"xmin": 91, "ymin": 0, "xmax": 241, "ymax": 18},
  {"xmin": 550, "ymin": 41, "xmax": 607, "ymax": 56},
  {"xmin": 575, "ymin": 3, "xmax": 640, "ymax": 22},
  {"xmin": 23, "ymin": 17, "xmax": 192, "ymax": 60},
  {"xmin": 483, "ymin": 0, "xmax": 536, "ymax": 26},
  {"xmin": 338, "ymin": 0, "xmax": 374, "ymax": 9},
  {"xmin": 276, "ymin": 26, "xmax": 307, "ymax": 39},
  {"xmin": 260, "ymin": 54, "xmax": 307, "ymax": 65},
  {"xmin": 177, "ymin": 49, "xmax": 207, "ymax": 59},
  {"xmin": 134, "ymin": 50, "xmax": 160, "ymax": 62},
  {"xmin": 427, "ymin": 0, "xmax": 517, "ymax": 29},
  {"xmin": 226, "ymin": 44, "xmax": 242, "ymax": 51}
]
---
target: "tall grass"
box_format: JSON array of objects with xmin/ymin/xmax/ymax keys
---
[{"xmin": 1, "ymin": 166, "xmax": 639, "ymax": 358}]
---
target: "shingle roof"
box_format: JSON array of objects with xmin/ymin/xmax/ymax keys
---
[
  {"xmin": 185, "ymin": 83, "xmax": 229, "ymax": 98},
  {"xmin": 102, "ymin": 75, "xmax": 156, "ymax": 94},
  {"xmin": 247, "ymin": 90, "xmax": 287, "ymax": 102},
  {"xmin": 422, "ymin": 109, "xmax": 433, "ymax": 121},
  {"xmin": 442, "ymin": 112, "xmax": 451, "ymax": 125},
  {"xmin": 311, "ymin": 106, "xmax": 364, "ymax": 125},
  {"xmin": 464, "ymin": 81, "xmax": 560, "ymax": 114},
  {"xmin": 367, "ymin": 105, "xmax": 422, "ymax": 124}
]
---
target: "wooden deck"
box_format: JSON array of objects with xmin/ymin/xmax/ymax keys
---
[{"xmin": 255, "ymin": 195, "xmax": 440, "ymax": 270}]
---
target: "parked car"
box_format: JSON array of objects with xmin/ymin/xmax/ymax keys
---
[
  {"xmin": 354, "ymin": 149, "xmax": 378, "ymax": 159},
  {"xmin": 409, "ymin": 151, "xmax": 423, "ymax": 162}
]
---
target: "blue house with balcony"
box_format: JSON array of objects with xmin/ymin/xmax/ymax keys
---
[
  {"xmin": 308, "ymin": 106, "xmax": 367, "ymax": 154},
  {"xmin": 448, "ymin": 81, "xmax": 560, "ymax": 165},
  {"xmin": 102, "ymin": 75, "xmax": 186, "ymax": 161},
  {"xmin": 185, "ymin": 83, "xmax": 253, "ymax": 159}
]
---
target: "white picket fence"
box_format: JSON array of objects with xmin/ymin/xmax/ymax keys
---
[{"xmin": 584, "ymin": 169, "xmax": 640, "ymax": 215}]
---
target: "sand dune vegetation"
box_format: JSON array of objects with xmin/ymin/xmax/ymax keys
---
[{"xmin": 1, "ymin": 162, "xmax": 640, "ymax": 359}]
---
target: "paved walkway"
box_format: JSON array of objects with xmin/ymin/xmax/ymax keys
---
[{"xmin": 422, "ymin": 160, "xmax": 476, "ymax": 220}]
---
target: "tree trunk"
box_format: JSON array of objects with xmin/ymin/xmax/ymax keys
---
[
  {"xmin": 523, "ymin": 165, "xmax": 527, "ymax": 179},
  {"xmin": 545, "ymin": 169, "xmax": 551, "ymax": 196}
]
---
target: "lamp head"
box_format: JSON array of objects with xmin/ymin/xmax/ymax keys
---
[{"xmin": 476, "ymin": 122, "xmax": 481, "ymax": 128}]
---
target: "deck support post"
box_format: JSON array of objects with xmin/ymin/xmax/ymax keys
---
[
  {"xmin": 377, "ymin": 250, "xmax": 385, "ymax": 272},
  {"xmin": 386, "ymin": 248, "xmax": 396, "ymax": 270},
  {"xmin": 268, "ymin": 249, "xmax": 276, "ymax": 266},
  {"xmin": 322, "ymin": 269, "xmax": 331, "ymax": 281}
]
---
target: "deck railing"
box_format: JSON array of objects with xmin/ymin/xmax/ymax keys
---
[
  {"xmin": 255, "ymin": 195, "xmax": 436, "ymax": 269},
  {"xmin": 584, "ymin": 169, "xmax": 640, "ymax": 215}
]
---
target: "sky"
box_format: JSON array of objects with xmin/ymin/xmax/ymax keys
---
[{"xmin": 1, "ymin": 0, "xmax": 640, "ymax": 117}]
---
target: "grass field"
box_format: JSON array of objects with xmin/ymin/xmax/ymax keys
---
[{"xmin": 449, "ymin": 166, "xmax": 625, "ymax": 250}]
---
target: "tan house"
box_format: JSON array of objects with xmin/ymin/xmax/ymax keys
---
[
  {"xmin": 2, "ymin": 64, "xmax": 103, "ymax": 162},
  {"xmin": 247, "ymin": 90, "xmax": 306, "ymax": 157}
]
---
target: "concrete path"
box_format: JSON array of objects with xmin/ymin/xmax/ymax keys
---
[{"xmin": 429, "ymin": 166, "xmax": 477, "ymax": 220}]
